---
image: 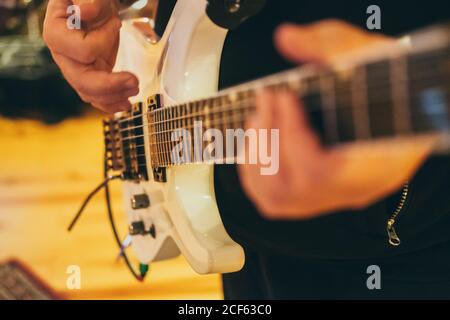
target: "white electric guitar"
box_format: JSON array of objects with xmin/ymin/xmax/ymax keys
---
[{"xmin": 102, "ymin": 0, "xmax": 450, "ymax": 274}]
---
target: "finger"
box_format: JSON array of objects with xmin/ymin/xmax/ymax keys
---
[
  {"xmin": 73, "ymin": 0, "xmax": 116, "ymax": 23},
  {"xmin": 45, "ymin": 0, "xmax": 72, "ymax": 19},
  {"xmin": 251, "ymin": 90, "xmax": 275, "ymax": 130},
  {"xmin": 106, "ymin": 33, "xmax": 120, "ymax": 67},
  {"xmin": 278, "ymin": 92, "xmax": 321, "ymax": 148},
  {"xmin": 46, "ymin": 0, "xmax": 113, "ymax": 24},
  {"xmin": 274, "ymin": 20, "xmax": 390, "ymax": 64},
  {"xmin": 91, "ymin": 87, "xmax": 139, "ymax": 106},
  {"xmin": 44, "ymin": 14, "xmax": 121, "ymax": 64},
  {"xmin": 239, "ymin": 90, "xmax": 285, "ymax": 214},
  {"xmin": 239, "ymin": 92, "xmax": 275, "ymax": 200},
  {"xmin": 52, "ymin": 53, "xmax": 139, "ymax": 97},
  {"xmin": 276, "ymin": 92, "xmax": 322, "ymax": 169}
]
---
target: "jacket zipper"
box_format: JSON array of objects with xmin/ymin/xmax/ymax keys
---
[{"xmin": 386, "ymin": 183, "xmax": 409, "ymax": 247}]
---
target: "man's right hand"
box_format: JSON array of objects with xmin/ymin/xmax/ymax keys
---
[{"xmin": 44, "ymin": 0, "xmax": 139, "ymax": 113}]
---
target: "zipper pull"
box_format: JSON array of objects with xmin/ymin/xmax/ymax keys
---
[{"xmin": 387, "ymin": 219, "xmax": 401, "ymax": 246}]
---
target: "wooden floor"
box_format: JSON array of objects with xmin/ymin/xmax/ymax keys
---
[{"xmin": 0, "ymin": 111, "xmax": 222, "ymax": 300}]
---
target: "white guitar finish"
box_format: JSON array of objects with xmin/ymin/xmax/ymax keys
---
[{"xmin": 114, "ymin": 0, "xmax": 245, "ymax": 274}]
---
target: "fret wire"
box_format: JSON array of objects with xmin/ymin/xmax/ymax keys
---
[
  {"xmin": 161, "ymin": 108, "xmax": 166, "ymax": 166},
  {"xmin": 166, "ymin": 108, "xmax": 174, "ymax": 165},
  {"xmin": 161, "ymin": 109, "xmax": 166, "ymax": 166},
  {"xmin": 151, "ymin": 110, "xmax": 154, "ymax": 165},
  {"xmin": 391, "ymin": 55, "xmax": 412, "ymax": 134},
  {"xmin": 163, "ymin": 108, "xmax": 169, "ymax": 166},
  {"xmin": 155, "ymin": 114, "xmax": 161, "ymax": 163},
  {"xmin": 319, "ymin": 73, "xmax": 339, "ymax": 144},
  {"xmin": 170, "ymin": 107, "xmax": 176, "ymax": 164},
  {"xmin": 192, "ymin": 101, "xmax": 199, "ymax": 162},
  {"xmin": 203, "ymin": 100, "xmax": 212, "ymax": 155},
  {"xmin": 168, "ymin": 107, "xmax": 174, "ymax": 165},
  {"xmin": 160, "ymin": 109, "xmax": 165, "ymax": 166},
  {"xmin": 158, "ymin": 108, "xmax": 163, "ymax": 165},
  {"xmin": 150, "ymin": 110, "xmax": 156, "ymax": 165},
  {"xmin": 351, "ymin": 65, "xmax": 372, "ymax": 140},
  {"xmin": 156, "ymin": 110, "xmax": 162, "ymax": 166}
]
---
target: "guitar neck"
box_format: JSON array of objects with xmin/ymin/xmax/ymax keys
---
[{"xmin": 109, "ymin": 23, "xmax": 450, "ymax": 172}]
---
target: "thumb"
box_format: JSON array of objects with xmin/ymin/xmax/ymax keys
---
[
  {"xmin": 274, "ymin": 23, "xmax": 323, "ymax": 64},
  {"xmin": 274, "ymin": 20, "xmax": 390, "ymax": 65}
]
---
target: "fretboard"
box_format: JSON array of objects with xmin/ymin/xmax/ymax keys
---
[{"xmin": 112, "ymin": 23, "xmax": 450, "ymax": 170}]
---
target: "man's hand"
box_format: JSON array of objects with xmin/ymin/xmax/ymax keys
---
[
  {"xmin": 239, "ymin": 20, "xmax": 437, "ymax": 220},
  {"xmin": 44, "ymin": 0, "xmax": 139, "ymax": 113}
]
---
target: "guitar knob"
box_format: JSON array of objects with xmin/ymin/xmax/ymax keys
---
[
  {"xmin": 129, "ymin": 221, "xmax": 156, "ymax": 239},
  {"xmin": 130, "ymin": 194, "xmax": 150, "ymax": 210}
]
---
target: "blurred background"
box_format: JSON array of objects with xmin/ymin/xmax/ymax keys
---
[{"xmin": 0, "ymin": 0, "xmax": 221, "ymax": 299}]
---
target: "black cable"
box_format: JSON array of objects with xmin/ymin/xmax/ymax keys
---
[
  {"xmin": 67, "ymin": 155, "xmax": 148, "ymax": 282},
  {"xmin": 68, "ymin": 173, "xmax": 122, "ymax": 232},
  {"xmin": 103, "ymin": 159, "xmax": 148, "ymax": 282}
]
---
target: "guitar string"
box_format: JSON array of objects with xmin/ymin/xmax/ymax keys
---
[
  {"xmin": 148, "ymin": 104, "xmax": 450, "ymax": 152},
  {"xmin": 117, "ymin": 76, "xmax": 450, "ymax": 142},
  {"xmin": 116, "ymin": 69, "xmax": 448, "ymax": 136},
  {"xmin": 119, "ymin": 92, "xmax": 450, "ymax": 149},
  {"xmin": 114, "ymin": 49, "xmax": 449, "ymax": 126},
  {"xmin": 112, "ymin": 51, "xmax": 450, "ymax": 166},
  {"xmin": 121, "ymin": 98, "xmax": 450, "ymax": 168},
  {"xmin": 114, "ymin": 70, "xmax": 445, "ymax": 130}
]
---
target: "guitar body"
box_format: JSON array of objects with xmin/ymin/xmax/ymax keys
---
[{"xmin": 113, "ymin": 0, "xmax": 245, "ymax": 274}]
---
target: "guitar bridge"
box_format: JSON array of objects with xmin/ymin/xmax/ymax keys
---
[{"xmin": 103, "ymin": 103, "xmax": 149, "ymax": 181}]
